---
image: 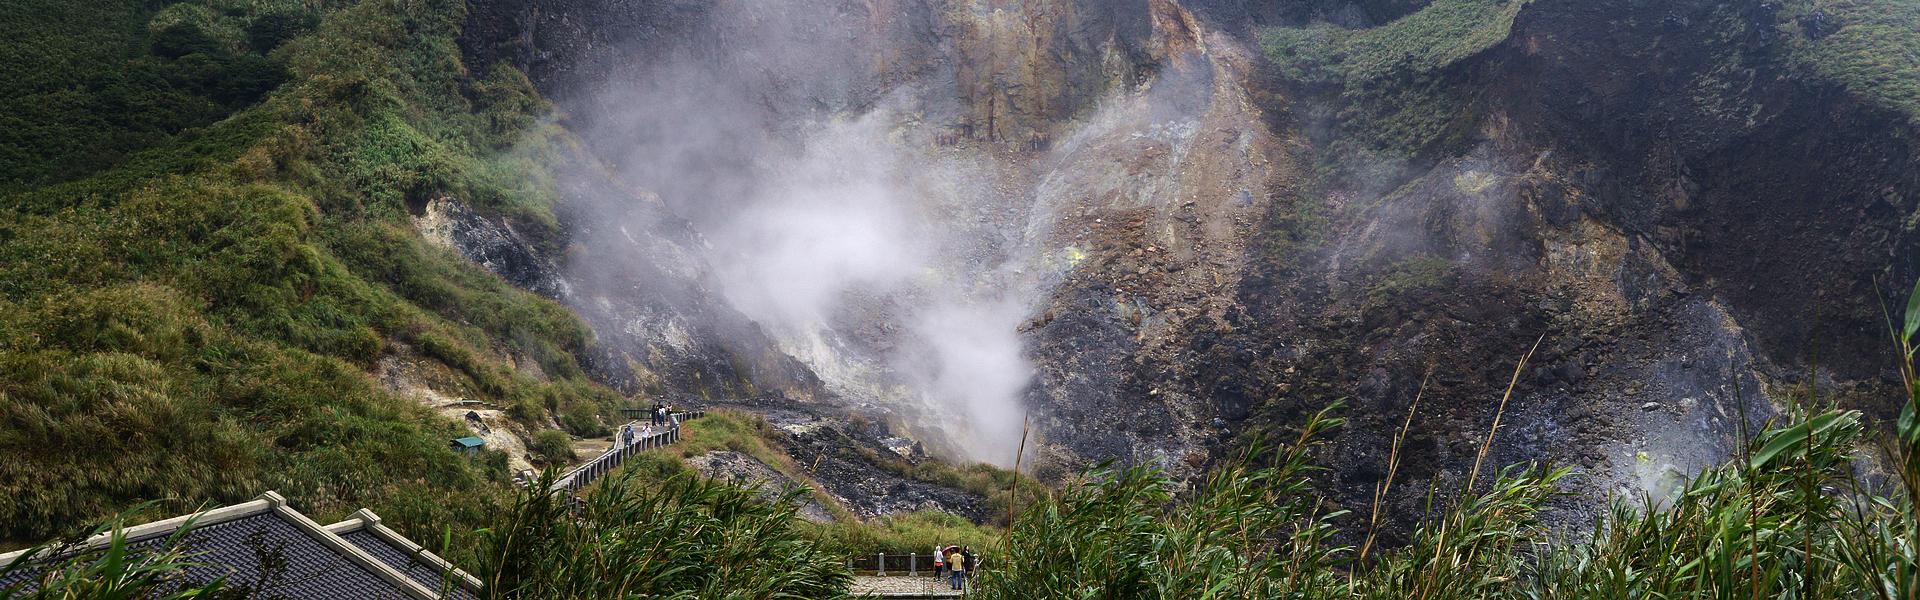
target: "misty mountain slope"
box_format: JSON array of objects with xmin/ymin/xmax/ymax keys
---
[
  {"xmin": 452, "ymin": 0, "xmax": 1920, "ymax": 537},
  {"xmin": 455, "ymin": 0, "xmax": 1289, "ymax": 470},
  {"xmin": 1225, "ymin": 0, "xmax": 1920, "ymax": 540},
  {"xmin": 0, "ymin": 0, "xmax": 1916, "ymax": 572}
]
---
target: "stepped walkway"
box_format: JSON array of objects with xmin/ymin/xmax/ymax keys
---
[{"xmin": 550, "ymin": 410, "xmax": 706, "ymax": 494}]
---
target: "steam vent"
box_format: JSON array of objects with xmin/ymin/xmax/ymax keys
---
[{"xmin": 3, "ymin": 0, "xmax": 1919, "ymax": 597}]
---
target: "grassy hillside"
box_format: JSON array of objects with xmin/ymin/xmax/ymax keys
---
[
  {"xmin": 0, "ymin": 0, "xmax": 621, "ymax": 544},
  {"xmin": 1776, "ymin": 0, "xmax": 1920, "ymax": 124},
  {"xmin": 1258, "ymin": 0, "xmax": 1531, "ymax": 176}
]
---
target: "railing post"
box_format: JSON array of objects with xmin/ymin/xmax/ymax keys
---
[
  {"xmin": 876, "ymin": 552, "xmax": 885, "ymax": 577},
  {"xmin": 909, "ymin": 552, "xmax": 916, "ymax": 576}
]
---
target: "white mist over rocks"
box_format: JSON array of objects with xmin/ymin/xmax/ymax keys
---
[
  {"xmin": 570, "ymin": 0, "xmax": 1042, "ymax": 466},
  {"xmin": 705, "ymin": 109, "xmax": 1038, "ymax": 466}
]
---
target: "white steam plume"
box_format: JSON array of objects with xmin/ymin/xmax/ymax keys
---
[{"xmin": 577, "ymin": 0, "xmax": 1038, "ymax": 466}]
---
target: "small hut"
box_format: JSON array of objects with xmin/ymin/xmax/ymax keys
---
[{"xmin": 450, "ymin": 436, "xmax": 486, "ymax": 456}]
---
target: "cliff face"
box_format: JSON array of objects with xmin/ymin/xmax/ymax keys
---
[
  {"xmin": 453, "ymin": 0, "xmax": 1920, "ymax": 531},
  {"xmin": 1222, "ymin": 0, "xmax": 1920, "ymax": 538}
]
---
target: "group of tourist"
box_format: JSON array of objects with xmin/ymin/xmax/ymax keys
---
[
  {"xmin": 932, "ymin": 545, "xmax": 975, "ymax": 591},
  {"xmin": 616, "ymin": 402, "xmax": 675, "ymax": 448}
]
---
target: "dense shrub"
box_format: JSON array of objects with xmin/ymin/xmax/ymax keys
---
[
  {"xmin": 0, "ymin": 0, "xmax": 620, "ymax": 544},
  {"xmin": 530, "ymin": 430, "xmax": 576, "ymax": 466},
  {"xmin": 469, "ymin": 470, "xmax": 855, "ymax": 599}
]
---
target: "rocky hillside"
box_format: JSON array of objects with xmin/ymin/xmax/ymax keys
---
[
  {"xmin": 4, "ymin": 0, "xmax": 1915, "ymax": 549},
  {"xmin": 451, "ymin": 0, "xmax": 1920, "ymax": 535},
  {"xmin": 0, "ymin": 0, "xmax": 1000, "ymax": 546}
]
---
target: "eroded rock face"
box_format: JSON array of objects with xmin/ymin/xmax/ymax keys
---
[
  {"xmin": 452, "ymin": 0, "xmax": 1919, "ymax": 533},
  {"xmin": 1015, "ymin": 1, "xmax": 1293, "ymax": 479},
  {"xmin": 408, "ymin": 153, "xmax": 823, "ymax": 402},
  {"xmin": 550, "ymin": 163, "xmax": 827, "ymax": 401},
  {"xmin": 1213, "ymin": 0, "xmax": 1918, "ymax": 541},
  {"xmin": 414, "ymin": 197, "xmax": 569, "ymax": 298},
  {"xmin": 687, "ymin": 450, "xmax": 837, "ymax": 522}
]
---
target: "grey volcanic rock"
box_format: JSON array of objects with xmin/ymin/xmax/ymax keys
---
[
  {"xmin": 1218, "ymin": 0, "xmax": 1918, "ymax": 541},
  {"xmin": 687, "ymin": 450, "xmax": 837, "ymax": 522},
  {"xmin": 449, "ymin": 0, "xmax": 1919, "ymax": 537},
  {"xmin": 413, "ymin": 197, "xmax": 569, "ymax": 298},
  {"xmin": 550, "ymin": 164, "xmax": 826, "ymax": 401},
  {"xmin": 410, "ymin": 151, "xmax": 823, "ymax": 402},
  {"xmin": 750, "ymin": 406, "xmax": 992, "ymax": 521}
]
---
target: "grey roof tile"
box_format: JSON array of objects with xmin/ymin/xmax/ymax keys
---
[
  {"xmin": 341, "ymin": 528, "xmax": 479, "ymax": 600},
  {"xmin": 0, "ymin": 495, "xmax": 471, "ymax": 600},
  {"xmin": 4, "ymin": 512, "xmax": 419, "ymax": 599}
]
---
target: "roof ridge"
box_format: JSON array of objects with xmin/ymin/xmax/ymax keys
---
[
  {"xmin": 325, "ymin": 509, "xmax": 485, "ymax": 594},
  {"xmin": 264, "ymin": 494, "xmax": 446, "ymax": 600},
  {"xmin": 0, "ymin": 492, "xmax": 457, "ymax": 600},
  {"xmin": 0, "ymin": 495, "xmax": 276, "ymax": 569}
]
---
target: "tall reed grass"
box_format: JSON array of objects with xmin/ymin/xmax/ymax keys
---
[
  {"xmin": 975, "ymin": 281, "xmax": 1920, "ymax": 599},
  {"xmin": 13, "ymin": 282, "xmax": 1920, "ymax": 599}
]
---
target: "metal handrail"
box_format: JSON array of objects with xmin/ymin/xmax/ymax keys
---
[
  {"xmin": 549, "ymin": 410, "xmax": 707, "ymax": 493},
  {"xmin": 846, "ymin": 552, "xmax": 986, "ymax": 577}
]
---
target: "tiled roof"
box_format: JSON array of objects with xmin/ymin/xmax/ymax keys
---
[
  {"xmin": 326, "ymin": 509, "xmax": 482, "ymax": 600},
  {"xmin": 0, "ymin": 492, "xmax": 465, "ymax": 599}
]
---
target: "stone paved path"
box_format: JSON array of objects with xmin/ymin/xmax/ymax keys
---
[{"xmin": 850, "ymin": 575, "xmax": 965, "ymax": 597}]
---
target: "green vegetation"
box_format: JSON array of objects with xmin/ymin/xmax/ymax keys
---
[
  {"xmin": 18, "ymin": 285, "xmax": 1920, "ymax": 598},
  {"xmin": 807, "ymin": 510, "xmax": 1002, "ymax": 556},
  {"xmin": 468, "ymin": 470, "xmax": 854, "ymax": 599},
  {"xmin": 975, "ymin": 290, "xmax": 1920, "ymax": 598},
  {"xmin": 1367, "ymin": 254, "xmax": 1455, "ymax": 303},
  {"xmin": 0, "ymin": 0, "xmax": 624, "ymax": 545},
  {"xmin": 979, "ymin": 400, "xmax": 1920, "ymax": 599},
  {"xmin": 1261, "ymin": 0, "xmax": 1530, "ymax": 83},
  {"xmin": 1258, "ymin": 0, "xmax": 1531, "ymax": 175},
  {"xmin": 671, "ymin": 409, "xmax": 852, "ymax": 517},
  {"xmin": 529, "ymin": 430, "xmax": 575, "ymax": 466},
  {"xmin": 0, "ymin": 1, "xmax": 292, "ymax": 196},
  {"xmin": 675, "ymin": 410, "xmax": 807, "ymax": 472},
  {"xmin": 1777, "ymin": 0, "xmax": 1920, "ymax": 124},
  {"xmin": 2, "ymin": 471, "xmax": 858, "ymax": 599},
  {"xmin": 838, "ymin": 431, "xmax": 1046, "ymax": 529}
]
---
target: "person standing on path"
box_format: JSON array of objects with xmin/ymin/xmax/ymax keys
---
[{"xmin": 947, "ymin": 549, "xmax": 965, "ymax": 590}]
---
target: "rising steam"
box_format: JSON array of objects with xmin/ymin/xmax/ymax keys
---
[{"xmin": 570, "ymin": 0, "xmax": 1039, "ymax": 466}]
